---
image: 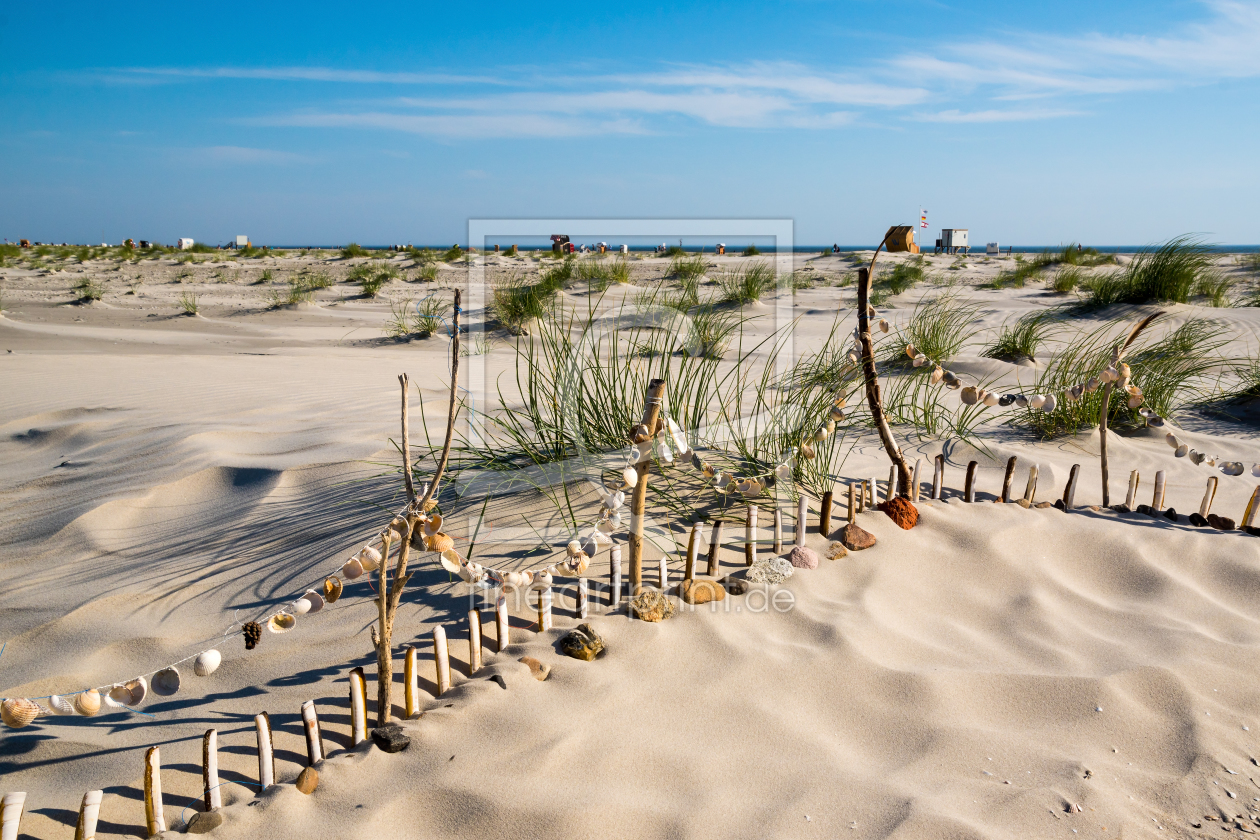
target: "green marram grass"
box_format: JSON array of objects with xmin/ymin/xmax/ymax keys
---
[
  {"xmin": 1081, "ymin": 236, "xmax": 1217, "ymax": 307},
  {"xmin": 715, "ymin": 261, "xmax": 775, "ymax": 304},
  {"xmin": 982, "ymin": 310, "xmax": 1055, "ymax": 363}
]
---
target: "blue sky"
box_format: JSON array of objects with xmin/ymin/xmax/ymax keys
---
[{"xmin": 2, "ymin": 1, "xmax": 1258, "ymax": 246}]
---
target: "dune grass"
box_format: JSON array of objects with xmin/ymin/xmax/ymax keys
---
[
  {"xmin": 1081, "ymin": 236, "xmax": 1217, "ymax": 306},
  {"xmin": 341, "ymin": 243, "xmax": 368, "ymax": 259},
  {"xmin": 670, "ymin": 255, "xmax": 706, "ymax": 281},
  {"xmin": 443, "ymin": 246, "xmax": 464, "ymax": 262},
  {"xmin": 73, "ymin": 278, "xmax": 103, "ymax": 302},
  {"xmin": 178, "ymin": 292, "xmax": 199, "ymax": 315},
  {"xmin": 413, "ymin": 264, "xmax": 439, "ymax": 282},
  {"xmin": 886, "ymin": 292, "xmax": 977, "ymax": 366},
  {"xmin": 1049, "ymin": 266, "xmax": 1087, "ymax": 294},
  {"xmin": 385, "ymin": 296, "xmax": 450, "ymax": 338},
  {"xmin": 741, "ymin": 245, "xmax": 760, "ymax": 257},
  {"xmin": 982, "ymin": 310, "xmax": 1055, "ymax": 363},
  {"xmin": 576, "ymin": 256, "xmax": 631, "ymax": 290},
  {"xmin": 358, "ymin": 269, "xmax": 392, "ymax": 298},
  {"xmin": 490, "ymin": 268, "xmax": 569, "ymax": 333},
  {"xmin": 715, "ymin": 261, "xmax": 775, "ymax": 304},
  {"xmin": 1193, "ymin": 275, "xmax": 1234, "ymax": 307},
  {"xmin": 870, "ymin": 259, "xmax": 924, "ymax": 303}
]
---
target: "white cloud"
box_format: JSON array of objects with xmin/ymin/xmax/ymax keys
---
[{"xmin": 914, "ymin": 108, "xmax": 1082, "ymax": 123}]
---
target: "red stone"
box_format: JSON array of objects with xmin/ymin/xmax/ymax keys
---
[{"xmin": 877, "ymin": 497, "xmax": 919, "ymax": 530}]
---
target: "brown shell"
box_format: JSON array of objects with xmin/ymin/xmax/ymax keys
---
[
  {"xmin": 74, "ymin": 689, "xmax": 102, "ymax": 717},
  {"xmin": 2, "ymin": 697, "xmax": 40, "ymax": 728},
  {"xmin": 426, "ymin": 532, "xmax": 455, "ymax": 553},
  {"xmin": 324, "ymin": 577, "xmax": 343, "ymax": 603}
]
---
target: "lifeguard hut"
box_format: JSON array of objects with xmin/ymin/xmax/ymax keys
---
[{"xmin": 934, "ymin": 229, "xmax": 969, "ymax": 255}]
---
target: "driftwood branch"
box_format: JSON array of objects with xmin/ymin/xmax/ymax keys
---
[
  {"xmin": 855, "ymin": 248, "xmax": 911, "ymax": 497},
  {"xmin": 399, "ymin": 373, "xmax": 415, "ymax": 502},
  {"xmin": 417, "ymin": 288, "xmax": 461, "ymax": 513},
  {"xmin": 1100, "ymin": 311, "xmax": 1163, "ymax": 507}
]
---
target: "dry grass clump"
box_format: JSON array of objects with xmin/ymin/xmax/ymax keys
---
[
  {"xmin": 178, "ymin": 292, "xmax": 199, "ymax": 315},
  {"xmin": 73, "ymin": 278, "xmax": 104, "ymax": 302}
]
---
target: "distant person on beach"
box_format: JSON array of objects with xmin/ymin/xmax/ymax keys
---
[{"xmin": 833, "ymin": 244, "xmax": 839, "ymax": 253}]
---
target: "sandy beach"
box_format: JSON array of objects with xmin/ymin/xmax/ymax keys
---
[{"xmin": 4, "ymin": 246, "xmax": 1260, "ymax": 840}]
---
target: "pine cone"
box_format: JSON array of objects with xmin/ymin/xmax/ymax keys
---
[{"xmin": 243, "ymin": 621, "xmax": 262, "ymax": 650}]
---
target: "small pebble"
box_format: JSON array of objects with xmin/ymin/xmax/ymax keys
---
[{"xmin": 1096, "ymin": 706, "xmax": 1103, "ymax": 712}]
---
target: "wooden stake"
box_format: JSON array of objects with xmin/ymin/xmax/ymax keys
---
[
  {"xmin": 537, "ymin": 585, "xmax": 552, "ymax": 631},
  {"xmin": 1000, "ymin": 456, "xmax": 1017, "ymax": 503},
  {"xmin": 657, "ymin": 556, "xmax": 668, "ymax": 590},
  {"xmin": 74, "ymin": 790, "xmax": 102, "ymax": 840},
  {"xmin": 1063, "ymin": 464, "xmax": 1081, "ymax": 510},
  {"xmin": 200, "ymin": 730, "xmax": 220, "ymax": 812},
  {"xmin": 629, "ymin": 378, "xmax": 668, "ymax": 596},
  {"xmin": 399, "ymin": 373, "xmax": 415, "ymax": 502},
  {"xmin": 576, "ymin": 579, "xmax": 589, "ymax": 619},
  {"xmin": 1242, "ymin": 486, "xmax": 1260, "ymax": 528},
  {"xmin": 432, "ymin": 626, "xmax": 451, "ymax": 695},
  {"xmin": 887, "ymin": 465, "xmax": 897, "ymax": 503},
  {"xmin": 1099, "ymin": 380, "xmax": 1114, "ymax": 507},
  {"xmin": 1125, "ymin": 470, "xmax": 1140, "ymax": 509},
  {"xmin": 610, "ymin": 545, "xmax": 622, "ymax": 609},
  {"xmin": 143, "ymin": 746, "xmax": 164, "ymax": 837},
  {"xmin": 773, "ymin": 507, "xmax": 783, "ymax": 553},
  {"xmin": 255, "ymin": 712, "xmax": 275, "ymax": 792},
  {"xmin": 911, "ymin": 458, "xmax": 923, "ymax": 502},
  {"xmin": 1, "ymin": 792, "xmax": 26, "ymax": 840},
  {"xmin": 1199, "ymin": 476, "xmax": 1219, "ymax": 517},
  {"xmin": 404, "ymin": 647, "xmax": 420, "ymax": 717},
  {"xmin": 706, "ymin": 520, "xmax": 722, "ymax": 576},
  {"xmin": 467, "ymin": 610, "xmax": 482, "ymax": 673},
  {"xmin": 745, "ymin": 504, "xmax": 758, "ymax": 565},
  {"xmin": 819, "ymin": 489, "xmax": 833, "ymax": 536},
  {"xmin": 416, "ymin": 288, "xmax": 461, "ymax": 512},
  {"xmin": 796, "ymin": 495, "xmax": 807, "ymax": 546},
  {"xmin": 1153, "ymin": 470, "xmax": 1166, "ymax": 509},
  {"xmin": 684, "ymin": 522, "xmax": 700, "ymax": 581},
  {"xmin": 495, "ymin": 596, "xmax": 509, "ymax": 652},
  {"xmin": 1023, "ymin": 465, "xmax": 1039, "ymax": 504},
  {"xmin": 301, "ymin": 700, "xmax": 324, "ymax": 764},
  {"xmin": 964, "ymin": 461, "xmax": 978, "ymax": 503},
  {"xmin": 856, "ymin": 262, "xmax": 912, "ymax": 493},
  {"xmin": 349, "ymin": 666, "xmax": 367, "ymax": 744},
  {"xmin": 847, "ymin": 482, "xmax": 856, "ymax": 523},
  {"xmin": 932, "ymin": 454, "xmax": 944, "ymax": 499}
]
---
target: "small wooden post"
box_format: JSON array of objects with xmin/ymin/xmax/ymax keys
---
[
  {"xmin": 887, "ymin": 465, "xmax": 897, "ymax": 501},
  {"xmin": 74, "ymin": 790, "xmax": 102, "ymax": 840},
  {"xmin": 868, "ymin": 475, "xmax": 877, "ymax": 505},
  {"xmin": 819, "ymin": 489, "xmax": 833, "ymax": 535},
  {"xmin": 772, "ymin": 507, "xmax": 783, "ymax": 553},
  {"xmin": 1000, "ymin": 456, "xmax": 1017, "ymax": 503},
  {"xmin": 964, "ymin": 461, "xmax": 978, "ymax": 502},
  {"xmin": 576, "ymin": 578, "xmax": 589, "ymax": 619},
  {"xmin": 657, "ymin": 556, "xmax": 668, "ymax": 590},
  {"xmin": 255, "ymin": 712, "xmax": 275, "ymax": 792},
  {"xmin": 1063, "ymin": 464, "xmax": 1081, "ymax": 510},
  {"xmin": 609, "ymin": 545, "xmax": 622, "ymax": 609},
  {"xmin": 202, "ymin": 730, "xmax": 221, "ymax": 812},
  {"xmin": 349, "ymin": 666, "xmax": 367, "ymax": 744},
  {"xmin": 432, "ymin": 626, "xmax": 451, "ymax": 696},
  {"xmin": 706, "ymin": 520, "xmax": 723, "ymax": 576},
  {"xmin": 932, "ymin": 454, "xmax": 944, "ymax": 499},
  {"xmin": 1243, "ymin": 486, "xmax": 1260, "ymax": 529},
  {"xmin": 847, "ymin": 482, "xmax": 856, "ymax": 523},
  {"xmin": 404, "ymin": 647, "xmax": 420, "ymax": 717},
  {"xmin": 1, "ymin": 793, "xmax": 26, "ymax": 840},
  {"xmin": 684, "ymin": 522, "xmax": 700, "ymax": 581},
  {"xmin": 143, "ymin": 746, "xmax": 164, "ymax": 837},
  {"xmin": 911, "ymin": 458, "xmax": 923, "ymax": 502},
  {"xmin": 629, "ymin": 378, "xmax": 668, "ymax": 595},
  {"xmin": 1153, "ymin": 470, "xmax": 1166, "ymax": 509},
  {"xmin": 855, "ymin": 480, "xmax": 865, "ymax": 513},
  {"xmin": 1125, "ymin": 470, "xmax": 1140, "ymax": 509},
  {"xmin": 1199, "ymin": 476, "xmax": 1219, "ymax": 517},
  {"xmin": 745, "ymin": 504, "xmax": 758, "ymax": 566},
  {"xmin": 467, "ymin": 610, "xmax": 483, "ymax": 673},
  {"xmin": 301, "ymin": 700, "xmax": 324, "ymax": 764},
  {"xmin": 796, "ymin": 496, "xmax": 807, "ymax": 546},
  {"xmin": 537, "ymin": 585, "xmax": 553, "ymax": 631},
  {"xmin": 495, "ymin": 596, "xmax": 509, "ymax": 652},
  {"xmin": 1023, "ymin": 465, "xmax": 1039, "ymax": 504}
]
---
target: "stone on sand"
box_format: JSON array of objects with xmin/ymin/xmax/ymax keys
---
[
  {"xmin": 840, "ymin": 522, "xmax": 876, "ymax": 551},
  {"xmin": 680, "ymin": 577, "xmax": 726, "ymax": 604}
]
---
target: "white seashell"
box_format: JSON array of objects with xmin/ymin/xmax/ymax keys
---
[
  {"xmin": 983, "ymin": 391, "xmax": 1000, "ymax": 407},
  {"xmin": 1085, "ymin": 377, "xmax": 1100, "ymax": 393},
  {"xmin": 716, "ymin": 472, "xmax": 734, "ymax": 489},
  {"xmin": 194, "ymin": 649, "xmax": 222, "ymax": 677},
  {"xmin": 358, "ymin": 546, "xmax": 383, "ymax": 572},
  {"xmin": 105, "ymin": 686, "xmax": 127, "ymax": 708},
  {"xmin": 1175, "ymin": 444, "xmax": 1189, "ymax": 457},
  {"xmin": 458, "ymin": 563, "xmax": 474, "ymax": 582},
  {"xmin": 1165, "ymin": 432, "xmax": 1180, "ymax": 448},
  {"xmin": 930, "ymin": 367, "xmax": 944, "ymax": 385},
  {"xmin": 300, "ymin": 590, "xmax": 324, "ymax": 615},
  {"xmin": 607, "ymin": 490, "xmax": 624, "ymax": 511},
  {"xmin": 1041, "ymin": 394, "xmax": 1057, "ymax": 412},
  {"xmin": 1207, "ymin": 457, "xmax": 1217, "ymax": 467},
  {"xmin": 846, "ymin": 351, "xmax": 859, "ymax": 364},
  {"xmin": 655, "ymin": 436, "xmax": 674, "ymax": 464},
  {"xmin": 1101, "ymin": 366, "xmax": 1119, "ymax": 382},
  {"xmin": 1127, "ymin": 394, "xmax": 1143, "ymax": 409},
  {"xmin": 2, "ymin": 698, "xmax": 40, "ymax": 728},
  {"xmin": 622, "ymin": 466, "xmax": 638, "ymax": 488},
  {"xmin": 267, "ymin": 612, "xmax": 296, "ymax": 634},
  {"xmin": 800, "ymin": 443, "xmax": 816, "ymax": 460},
  {"xmin": 505, "ymin": 572, "xmax": 526, "ymax": 589},
  {"xmin": 152, "ymin": 667, "xmax": 181, "ymax": 696},
  {"xmin": 567, "ymin": 540, "xmax": 582, "ymax": 558},
  {"xmin": 291, "ymin": 597, "xmax": 312, "ymax": 615},
  {"xmin": 1147, "ymin": 415, "xmax": 1164, "ymax": 427},
  {"xmin": 598, "ymin": 517, "xmax": 615, "ymax": 534},
  {"xmin": 592, "ymin": 531, "xmax": 612, "ymax": 546},
  {"xmin": 813, "ymin": 425, "xmax": 829, "ymax": 441},
  {"xmin": 49, "ymin": 694, "xmax": 74, "ymax": 715},
  {"xmin": 341, "ymin": 558, "xmax": 364, "ymax": 580},
  {"xmin": 960, "ymin": 386, "xmax": 980, "ymax": 406},
  {"xmin": 439, "ymin": 552, "xmax": 462, "ymax": 575},
  {"xmin": 1029, "ymin": 395, "xmax": 1046, "ymax": 409},
  {"xmin": 75, "ymin": 689, "xmax": 101, "ymax": 716}
]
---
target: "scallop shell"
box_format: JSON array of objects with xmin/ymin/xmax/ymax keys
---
[
  {"xmin": 834, "ymin": 397, "xmax": 847, "ymax": 410},
  {"xmin": 49, "ymin": 694, "xmax": 74, "ymax": 715},
  {"xmin": 930, "ymin": 367, "xmax": 944, "ymax": 385},
  {"xmin": 621, "ymin": 466, "xmax": 638, "ymax": 488},
  {"xmin": 2, "ymin": 698, "xmax": 39, "ymax": 729},
  {"xmin": 775, "ymin": 463, "xmax": 792, "ymax": 480},
  {"xmin": 580, "ymin": 536, "xmax": 598, "ymax": 558},
  {"xmin": 505, "ymin": 572, "xmax": 527, "ymax": 589},
  {"xmin": 107, "ymin": 678, "xmax": 145, "ymax": 707},
  {"xmin": 291, "ymin": 597, "xmax": 312, "ymax": 616},
  {"xmin": 324, "ymin": 577, "xmax": 343, "ymax": 603},
  {"xmin": 1175, "ymin": 444, "xmax": 1189, "ymax": 457},
  {"xmin": 152, "ymin": 667, "xmax": 182, "ymax": 696},
  {"xmin": 606, "ymin": 491, "xmax": 624, "ymax": 511},
  {"xmin": 1084, "ymin": 377, "xmax": 1100, "ymax": 393},
  {"xmin": 878, "ymin": 319, "xmax": 890, "ymax": 333},
  {"xmin": 742, "ymin": 480, "xmax": 762, "ymax": 497},
  {"xmin": 597, "ymin": 517, "xmax": 615, "ymax": 534},
  {"xmin": 300, "ymin": 590, "xmax": 324, "ymax": 615},
  {"xmin": 983, "ymin": 391, "xmax": 1000, "ymax": 407},
  {"xmin": 341, "ymin": 558, "xmax": 364, "ymax": 580},
  {"xmin": 267, "ymin": 612, "xmax": 296, "ymax": 634},
  {"xmin": 75, "ymin": 689, "xmax": 101, "ymax": 716},
  {"xmin": 941, "ymin": 370, "xmax": 958, "ymax": 385},
  {"xmin": 813, "ymin": 425, "xmax": 829, "ymax": 441},
  {"xmin": 829, "ymin": 405, "xmax": 846, "ymax": 421},
  {"xmin": 194, "ymin": 649, "xmax": 222, "ymax": 677},
  {"xmin": 426, "ymin": 532, "xmax": 454, "ymax": 553},
  {"xmin": 1029, "ymin": 395, "xmax": 1046, "ymax": 409},
  {"xmin": 1042, "ymin": 394, "xmax": 1057, "ymax": 412},
  {"xmin": 1147, "ymin": 415, "xmax": 1164, "ymax": 427}
]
